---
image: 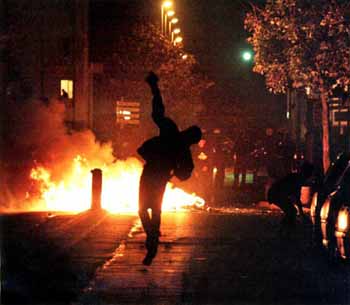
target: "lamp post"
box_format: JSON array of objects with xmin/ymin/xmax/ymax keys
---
[
  {"xmin": 169, "ymin": 17, "xmax": 178, "ymax": 40},
  {"xmin": 174, "ymin": 36, "xmax": 183, "ymax": 46},
  {"xmin": 165, "ymin": 10, "xmax": 175, "ymax": 36},
  {"xmin": 161, "ymin": 1, "xmax": 173, "ymax": 34},
  {"xmin": 172, "ymin": 28, "xmax": 181, "ymax": 43}
]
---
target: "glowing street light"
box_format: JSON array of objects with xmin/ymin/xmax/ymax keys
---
[
  {"xmin": 171, "ymin": 28, "xmax": 181, "ymax": 42},
  {"xmin": 242, "ymin": 50, "xmax": 253, "ymax": 62},
  {"xmin": 161, "ymin": 1, "xmax": 173, "ymax": 34},
  {"xmin": 174, "ymin": 36, "xmax": 183, "ymax": 46},
  {"xmin": 167, "ymin": 10, "xmax": 175, "ymax": 17},
  {"xmin": 169, "ymin": 17, "xmax": 178, "ymax": 39},
  {"xmin": 165, "ymin": 10, "xmax": 175, "ymax": 35}
]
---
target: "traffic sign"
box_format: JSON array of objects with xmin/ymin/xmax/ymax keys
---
[{"xmin": 116, "ymin": 100, "xmax": 140, "ymax": 125}]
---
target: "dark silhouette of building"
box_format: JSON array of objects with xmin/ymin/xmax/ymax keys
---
[
  {"xmin": 287, "ymin": 89, "xmax": 350, "ymax": 170},
  {"xmin": 3, "ymin": 0, "xmax": 92, "ymax": 130}
]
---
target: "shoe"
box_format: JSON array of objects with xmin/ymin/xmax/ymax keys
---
[
  {"xmin": 142, "ymin": 245, "xmax": 158, "ymax": 266},
  {"xmin": 142, "ymin": 242, "xmax": 158, "ymax": 266},
  {"xmin": 143, "ymin": 234, "xmax": 159, "ymax": 265},
  {"xmin": 142, "ymin": 252, "xmax": 154, "ymax": 266}
]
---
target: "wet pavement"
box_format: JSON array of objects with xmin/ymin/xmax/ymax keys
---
[{"xmin": 2, "ymin": 207, "xmax": 350, "ymax": 305}]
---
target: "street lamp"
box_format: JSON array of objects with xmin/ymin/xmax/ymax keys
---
[
  {"xmin": 242, "ymin": 50, "xmax": 253, "ymax": 62},
  {"xmin": 165, "ymin": 10, "xmax": 175, "ymax": 35},
  {"xmin": 161, "ymin": 1, "xmax": 173, "ymax": 34},
  {"xmin": 174, "ymin": 36, "xmax": 183, "ymax": 46},
  {"xmin": 172, "ymin": 28, "xmax": 180, "ymax": 43},
  {"xmin": 169, "ymin": 17, "xmax": 178, "ymax": 39},
  {"xmin": 167, "ymin": 10, "xmax": 175, "ymax": 17}
]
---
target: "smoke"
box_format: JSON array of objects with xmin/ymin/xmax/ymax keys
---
[
  {"xmin": 0, "ymin": 98, "xmax": 124, "ymax": 211},
  {"xmin": 0, "ymin": 98, "xmax": 205, "ymax": 213}
]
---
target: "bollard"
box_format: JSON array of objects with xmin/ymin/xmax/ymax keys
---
[{"xmin": 91, "ymin": 168, "xmax": 102, "ymax": 211}]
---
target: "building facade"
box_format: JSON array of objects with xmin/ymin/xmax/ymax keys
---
[
  {"xmin": 287, "ymin": 89, "xmax": 350, "ymax": 169},
  {"xmin": 3, "ymin": 0, "xmax": 92, "ymax": 129}
]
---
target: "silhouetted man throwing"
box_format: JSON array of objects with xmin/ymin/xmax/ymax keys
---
[{"xmin": 138, "ymin": 72, "xmax": 202, "ymax": 265}]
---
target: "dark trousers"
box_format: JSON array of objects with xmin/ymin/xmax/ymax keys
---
[
  {"xmin": 138, "ymin": 171, "xmax": 167, "ymax": 236},
  {"xmin": 268, "ymin": 189, "xmax": 297, "ymax": 227},
  {"xmin": 274, "ymin": 199, "xmax": 297, "ymax": 226}
]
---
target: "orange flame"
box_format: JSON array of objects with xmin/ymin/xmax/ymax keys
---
[{"xmin": 30, "ymin": 156, "xmax": 204, "ymax": 213}]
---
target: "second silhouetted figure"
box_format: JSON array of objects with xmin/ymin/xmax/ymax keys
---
[{"xmin": 267, "ymin": 161, "xmax": 314, "ymax": 230}]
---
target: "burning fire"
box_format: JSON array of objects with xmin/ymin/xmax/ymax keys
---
[{"xmin": 30, "ymin": 155, "xmax": 204, "ymax": 213}]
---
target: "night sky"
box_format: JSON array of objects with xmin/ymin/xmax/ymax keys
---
[{"xmin": 173, "ymin": 0, "xmax": 285, "ymax": 124}]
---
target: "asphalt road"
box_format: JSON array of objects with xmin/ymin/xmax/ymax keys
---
[{"xmin": 2, "ymin": 207, "xmax": 350, "ymax": 305}]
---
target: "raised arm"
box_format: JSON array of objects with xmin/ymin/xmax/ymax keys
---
[{"xmin": 145, "ymin": 72, "xmax": 165, "ymax": 127}]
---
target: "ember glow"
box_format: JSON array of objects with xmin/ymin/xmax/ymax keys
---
[{"xmin": 30, "ymin": 156, "xmax": 204, "ymax": 213}]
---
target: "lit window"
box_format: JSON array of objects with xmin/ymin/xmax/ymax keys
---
[{"xmin": 60, "ymin": 80, "xmax": 74, "ymax": 99}]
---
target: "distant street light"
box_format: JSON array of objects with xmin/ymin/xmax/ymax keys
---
[
  {"xmin": 161, "ymin": 1, "xmax": 173, "ymax": 34},
  {"xmin": 174, "ymin": 36, "xmax": 183, "ymax": 46},
  {"xmin": 169, "ymin": 17, "xmax": 178, "ymax": 39},
  {"xmin": 242, "ymin": 50, "xmax": 253, "ymax": 62},
  {"xmin": 172, "ymin": 28, "xmax": 181, "ymax": 43},
  {"xmin": 165, "ymin": 10, "xmax": 175, "ymax": 35},
  {"xmin": 167, "ymin": 10, "xmax": 175, "ymax": 17}
]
